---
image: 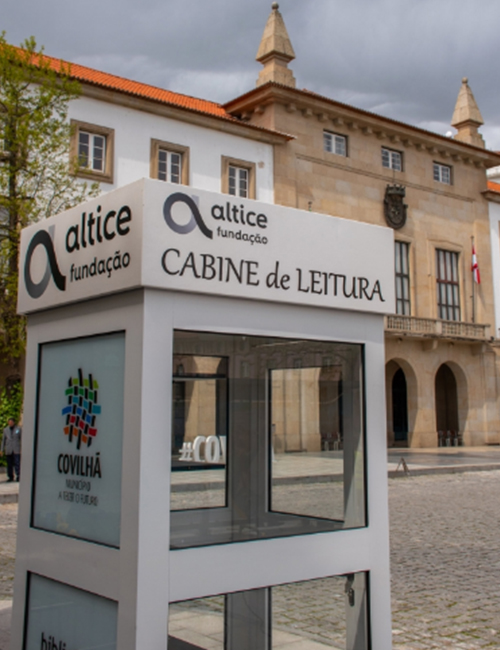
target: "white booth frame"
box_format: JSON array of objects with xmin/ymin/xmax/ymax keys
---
[{"xmin": 12, "ymin": 288, "xmax": 392, "ymax": 650}]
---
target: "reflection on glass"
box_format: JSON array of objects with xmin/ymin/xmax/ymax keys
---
[
  {"xmin": 270, "ymin": 348, "xmax": 364, "ymax": 525},
  {"xmin": 171, "ymin": 356, "xmax": 228, "ymax": 511},
  {"xmin": 171, "ymin": 332, "xmax": 365, "ymax": 549},
  {"xmin": 167, "ymin": 573, "xmax": 369, "ymax": 650}
]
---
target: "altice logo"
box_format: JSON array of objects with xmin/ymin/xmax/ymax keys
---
[
  {"xmin": 24, "ymin": 228, "xmax": 66, "ymax": 298},
  {"xmin": 163, "ymin": 192, "xmax": 213, "ymax": 239}
]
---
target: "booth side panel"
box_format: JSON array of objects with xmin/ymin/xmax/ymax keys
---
[{"xmin": 11, "ymin": 292, "xmax": 146, "ymax": 650}]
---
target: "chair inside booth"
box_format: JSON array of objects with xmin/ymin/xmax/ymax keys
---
[{"xmin": 170, "ymin": 331, "xmax": 365, "ymax": 549}]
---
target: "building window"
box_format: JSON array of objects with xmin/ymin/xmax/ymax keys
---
[
  {"xmin": 150, "ymin": 139, "xmax": 189, "ymax": 185},
  {"xmin": 395, "ymin": 241, "xmax": 410, "ymax": 315},
  {"xmin": 433, "ymin": 162, "xmax": 452, "ymax": 185},
  {"xmin": 70, "ymin": 120, "xmax": 114, "ymax": 184},
  {"xmin": 324, "ymin": 131, "xmax": 347, "ymax": 157},
  {"xmin": 382, "ymin": 147, "xmax": 403, "ymax": 171},
  {"xmin": 159, "ymin": 150, "xmax": 181, "ymax": 183},
  {"xmin": 221, "ymin": 156, "xmax": 256, "ymax": 199},
  {"xmin": 78, "ymin": 131, "xmax": 105, "ymax": 172},
  {"xmin": 436, "ymin": 249, "xmax": 460, "ymax": 321},
  {"xmin": 229, "ymin": 165, "xmax": 248, "ymax": 197}
]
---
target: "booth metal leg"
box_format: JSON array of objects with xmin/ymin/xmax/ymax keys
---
[
  {"xmin": 225, "ymin": 589, "xmax": 270, "ymax": 650},
  {"xmin": 345, "ymin": 573, "xmax": 369, "ymax": 650}
]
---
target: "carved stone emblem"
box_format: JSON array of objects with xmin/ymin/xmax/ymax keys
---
[{"xmin": 384, "ymin": 184, "xmax": 408, "ymax": 229}]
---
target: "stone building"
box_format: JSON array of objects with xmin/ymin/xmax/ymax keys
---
[
  {"xmin": 224, "ymin": 3, "xmax": 500, "ymax": 447},
  {"xmin": 7, "ymin": 5, "xmax": 500, "ymax": 448}
]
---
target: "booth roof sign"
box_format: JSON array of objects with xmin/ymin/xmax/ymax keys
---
[{"xmin": 18, "ymin": 178, "xmax": 395, "ymax": 315}]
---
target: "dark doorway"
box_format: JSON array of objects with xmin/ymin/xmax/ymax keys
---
[
  {"xmin": 392, "ymin": 368, "xmax": 408, "ymax": 444},
  {"xmin": 435, "ymin": 364, "xmax": 459, "ymax": 434}
]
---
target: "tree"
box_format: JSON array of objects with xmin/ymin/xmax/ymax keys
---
[{"xmin": 0, "ymin": 35, "xmax": 98, "ymax": 368}]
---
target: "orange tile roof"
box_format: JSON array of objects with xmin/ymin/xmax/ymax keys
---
[
  {"xmin": 16, "ymin": 47, "xmax": 291, "ymax": 139},
  {"xmin": 487, "ymin": 181, "xmax": 500, "ymax": 193},
  {"xmin": 40, "ymin": 51, "xmax": 232, "ymax": 119}
]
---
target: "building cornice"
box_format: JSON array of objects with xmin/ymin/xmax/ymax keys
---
[{"xmin": 224, "ymin": 83, "xmax": 500, "ymax": 167}]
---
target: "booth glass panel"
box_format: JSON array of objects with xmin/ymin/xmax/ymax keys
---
[
  {"xmin": 170, "ymin": 331, "xmax": 365, "ymax": 549},
  {"xmin": 24, "ymin": 573, "xmax": 118, "ymax": 650},
  {"xmin": 167, "ymin": 573, "xmax": 369, "ymax": 650},
  {"xmin": 32, "ymin": 332, "xmax": 125, "ymax": 547}
]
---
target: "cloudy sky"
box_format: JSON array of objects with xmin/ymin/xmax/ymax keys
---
[{"xmin": 3, "ymin": 0, "xmax": 500, "ymax": 148}]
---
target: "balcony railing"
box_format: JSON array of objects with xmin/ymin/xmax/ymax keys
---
[{"xmin": 385, "ymin": 315, "xmax": 489, "ymax": 341}]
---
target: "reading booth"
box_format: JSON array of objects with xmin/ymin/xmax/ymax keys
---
[{"xmin": 12, "ymin": 179, "xmax": 394, "ymax": 649}]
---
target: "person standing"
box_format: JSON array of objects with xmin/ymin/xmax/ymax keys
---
[{"xmin": 0, "ymin": 417, "xmax": 21, "ymax": 482}]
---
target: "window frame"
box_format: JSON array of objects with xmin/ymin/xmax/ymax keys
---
[
  {"xmin": 433, "ymin": 161, "xmax": 452, "ymax": 185},
  {"xmin": 381, "ymin": 147, "xmax": 403, "ymax": 172},
  {"xmin": 323, "ymin": 131, "xmax": 348, "ymax": 157},
  {"xmin": 150, "ymin": 139, "xmax": 189, "ymax": 185},
  {"xmin": 70, "ymin": 119, "xmax": 114, "ymax": 184},
  {"xmin": 436, "ymin": 248, "xmax": 461, "ymax": 321},
  {"xmin": 221, "ymin": 156, "xmax": 256, "ymax": 199},
  {"xmin": 395, "ymin": 241, "xmax": 411, "ymax": 316}
]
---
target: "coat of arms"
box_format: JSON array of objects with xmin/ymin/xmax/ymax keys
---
[{"xmin": 384, "ymin": 184, "xmax": 408, "ymax": 229}]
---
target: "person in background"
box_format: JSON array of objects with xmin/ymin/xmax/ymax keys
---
[{"xmin": 0, "ymin": 417, "xmax": 21, "ymax": 482}]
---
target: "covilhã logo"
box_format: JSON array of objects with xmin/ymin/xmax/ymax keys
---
[{"xmin": 62, "ymin": 369, "xmax": 101, "ymax": 450}]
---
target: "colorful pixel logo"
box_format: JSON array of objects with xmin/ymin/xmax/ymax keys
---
[{"xmin": 62, "ymin": 369, "xmax": 101, "ymax": 450}]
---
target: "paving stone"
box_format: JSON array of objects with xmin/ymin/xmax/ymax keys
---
[
  {"xmin": 390, "ymin": 470, "xmax": 500, "ymax": 649},
  {"xmin": 1, "ymin": 471, "xmax": 499, "ymax": 648}
]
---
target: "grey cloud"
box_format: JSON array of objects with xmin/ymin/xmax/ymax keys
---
[{"xmin": 2, "ymin": 0, "xmax": 499, "ymax": 147}]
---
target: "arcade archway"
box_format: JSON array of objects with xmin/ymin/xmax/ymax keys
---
[
  {"xmin": 386, "ymin": 359, "xmax": 417, "ymax": 447},
  {"xmin": 392, "ymin": 368, "xmax": 408, "ymax": 444},
  {"xmin": 435, "ymin": 363, "xmax": 459, "ymax": 445}
]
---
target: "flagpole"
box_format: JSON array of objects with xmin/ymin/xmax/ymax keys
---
[{"xmin": 471, "ymin": 236, "xmax": 475, "ymax": 323}]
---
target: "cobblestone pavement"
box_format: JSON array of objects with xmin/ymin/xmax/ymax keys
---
[
  {"xmin": 1, "ymin": 471, "xmax": 500, "ymax": 648},
  {"xmin": 389, "ymin": 470, "xmax": 500, "ymax": 649}
]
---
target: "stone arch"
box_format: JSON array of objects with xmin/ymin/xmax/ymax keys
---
[
  {"xmin": 385, "ymin": 358, "xmax": 418, "ymax": 447},
  {"xmin": 434, "ymin": 361, "xmax": 468, "ymax": 445}
]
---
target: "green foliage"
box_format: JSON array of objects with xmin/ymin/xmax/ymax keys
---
[
  {"xmin": 0, "ymin": 381, "xmax": 22, "ymax": 466},
  {"xmin": 0, "ymin": 34, "xmax": 99, "ymax": 366}
]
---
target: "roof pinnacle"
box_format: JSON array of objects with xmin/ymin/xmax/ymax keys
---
[
  {"xmin": 451, "ymin": 77, "xmax": 485, "ymax": 148},
  {"xmin": 256, "ymin": 3, "xmax": 296, "ymax": 88}
]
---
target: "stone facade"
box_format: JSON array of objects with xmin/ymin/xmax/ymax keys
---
[{"xmin": 224, "ymin": 7, "xmax": 500, "ymax": 447}]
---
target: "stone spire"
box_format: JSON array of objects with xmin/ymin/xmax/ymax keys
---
[
  {"xmin": 451, "ymin": 77, "xmax": 485, "ymax": 148},
  {"xmin": 256, "ymin": 3, "xmax": 296, "ymax": 88}
]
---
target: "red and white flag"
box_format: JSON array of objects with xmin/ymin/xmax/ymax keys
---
[{"xmin": 472, "ymin": 244, "xmax": 481, "ymax": 284}]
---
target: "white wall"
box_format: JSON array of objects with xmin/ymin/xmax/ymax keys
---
[
  {"xmin": 69, "ymin": 96, "xmax": 274, "ymax": 203},
  {"xmin": 487, "ymin": 166, "xmax": 500, "ymax": 181}
]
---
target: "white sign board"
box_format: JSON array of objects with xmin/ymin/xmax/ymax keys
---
[
  {"xmin": 24, "ymin": 574, "xmax": 117, "ymax": 649},
  {"xmin": 18, "ymin": 179, "xmax": 395, "ymax": 314},
  {"xmin": 32, "ymin": 333, "xmax": 125, "ymax": 547}
]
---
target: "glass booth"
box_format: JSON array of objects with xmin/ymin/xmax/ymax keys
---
[{"xmin": 14, "ymin": 180, "xmax": 393, "ymax": 650}]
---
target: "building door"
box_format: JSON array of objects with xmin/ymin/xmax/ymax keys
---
[
  {"xmin": 392, "ymin": 368, "xmax": 408, "ymax": 445},
  {"xmin": 435, "ymin": 364, "xmax": 459, "ymax": 439}
]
